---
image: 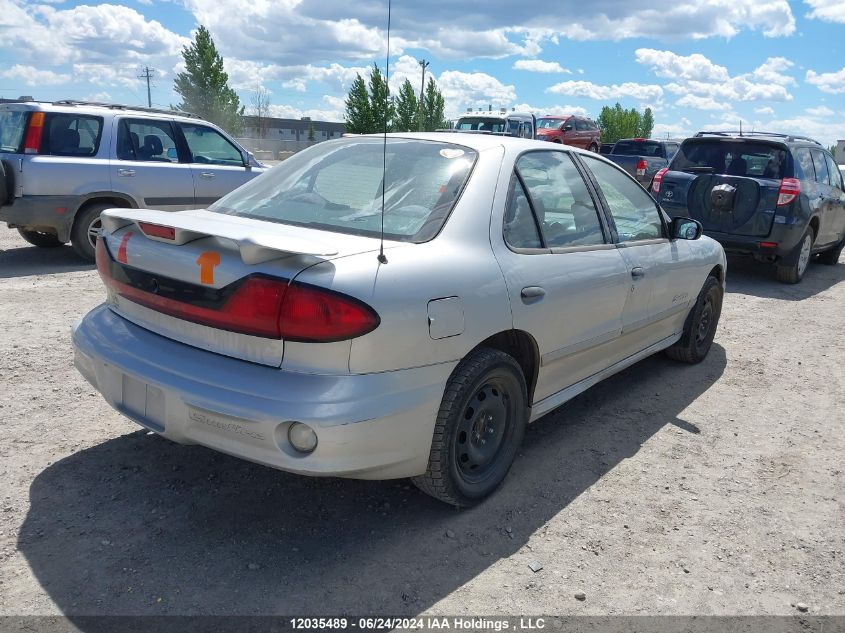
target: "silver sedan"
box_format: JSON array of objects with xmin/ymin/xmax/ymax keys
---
[{"xmin": 73, "ymin": 133, "xmax": 726, "ymax": 506}]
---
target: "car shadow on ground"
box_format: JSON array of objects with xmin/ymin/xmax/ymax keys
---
[
  {"xmin": 725, "ymin": 255, "xmax": 845, "ymax": 301},
  {"xmin": 0, "ymin": 243, "xmax": 92, "ymax": 279},
  {"xmin": 19, "ymin": 345, "xmax": 726, "ymax": 619}
]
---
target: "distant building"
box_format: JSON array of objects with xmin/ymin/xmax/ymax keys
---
[
  {"xmin": 242, "ymin": 115, "xmax": 345, "ymax": 142},
  {"xmin": 836, "ymin": 140, "xmax": 844, "ymax": 165}
]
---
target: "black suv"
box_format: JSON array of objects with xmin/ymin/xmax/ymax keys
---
[{"xmin": 652, "ymin": 131, "xmax": 845, "ymax": 283}]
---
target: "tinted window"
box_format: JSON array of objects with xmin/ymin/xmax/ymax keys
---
[
  {"xmin": 0, "ymin": 110, "xmax": 27, "ymax": 153},
  {"xmin": 824, "ymin": 154, "xmax": 843, "ymax": 189},
  {"xmin": 536, "ymin": 118, "xmax": 564, "ymax": 130},
  {"xmin": 794, "ymin": 147, "xmax": 815, "ymax": 181},
  {"xmin": 210, "ymin": 138, "xmax": 477, "ymax": 242},
  {"xmin": 575, "ymin": 119, "xmax": 589, "ymax": 131},
  {"xmin": 666, "ymin": 143, "xmax": 680, "ymax": 158},
  {"xmin": 455, "ymin": 117, "xmax": 506, "ymax": 133},
  {"xmin": 671, "ymin": 140, "xmax": 787, "ymax": 178},
  {"xmin": 516, "ymin": 151, "xmax": 605, "ymax": 247},
  {"xmin": 504, "ymin": 177, "xmax": 542, "ymax": 249},
  {"xmin": 117, "ymin": 119, "xmax": 178, "ymax": 162},
  {"xmin": 43, "ymin": 114, "xmax": 102, "ymax": 157},
  {"xmin": 181, "ymin": 124, "xmax": 242, "ymax": 166},
  {"xmin": 810, "ymin": 150, "xmax": 830, "ymax": 186},
  {"xmin": 582, "ymin": 156, "xmax": 663, "ymax": 242},
  {"xmin": 612, "ymin": 140, "xmax": 664, "ymax": 157}
]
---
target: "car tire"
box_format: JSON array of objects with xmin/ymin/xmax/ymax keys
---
[
  {"xmin": 776, "ymin": 228, "xmax": 814, "ymax": 284},
  {"xmin": 588, "ymin": 143, "xmax": 599, "ymax": 153},
  {"xmin": 664, "ymin": 275, "xmax": 723, "ymax": 364},
  {"xmin": 71, "ymin": 202, "xmax": 113, "ymax": 261},
  {"xmin": 412, "ymin": 348, "xmax": 528, "ymax": 507},
  {"xmin": 817, "ymin": 237, "xmax": 844, "ymax": 266},
  {"xmin": 17, "ymin": 228, "xmax": 64, "ymax": 247}
]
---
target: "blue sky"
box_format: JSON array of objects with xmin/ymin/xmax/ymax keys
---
[{"xmin": 1, "ymin": 0, "xmax": 843, "ymax": 145}]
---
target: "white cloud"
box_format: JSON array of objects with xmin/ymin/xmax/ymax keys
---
[
  {"xmin": 765, "ymin": 115, "xmax": 845, "ymax": 148},
  {"xmin": 512, "ymin": 103, "xmax": 590, "ymax": 117},
  {"xmin": 635, "ymin": 49, "xmax": 729, "ymax": 82},
  {"xmin": 755, "ymin": 106, "xmax": 775, "ymax": 115},
  {"xmin": 267, "ymin": 95, "xmax": 346, "ymax": 122},
  {"xmin": 806, "ymin": 67, "xmax": 845, "ymax": 94},
  {"xmin": 804, "ymin": 0, "xmax": 845, "ymax": 23},
  {"xmin": 806, "ymin": 105, "xmax": 834, "ymax": 117},
  {"xmin": 437, "ymin": 71, "xmax": 517, "ymax": 116},
  {"xmin": 0, "ymin": 64, "xmax": 70, "ymax": 86},
  {"xmin": 513, "ymin": 59, "xmax": 570, "ymax": 74},
  {"xmin": 547, "ymin": 80, "xmax": 663, "ymax": 102},
  {"xmin": 652, "ymin": 117, "xmax": 693, "ymax": 139},
  {"xmin": 676, "ymin": 94, "xmax": 733, "ymax": 111}
]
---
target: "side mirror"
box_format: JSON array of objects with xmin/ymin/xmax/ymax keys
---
[
  {"xmin": 241, "ymin": 149, "xmax": 252, "ymax": 168},
  {"xmin": 670, "ymin": 216, "xmax": 703, "ymax": 240}
]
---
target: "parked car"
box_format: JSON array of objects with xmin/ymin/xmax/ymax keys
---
[
  {"xmin": 535, "ymin": 115, "xmax": 601, "ymax": 152},
  {"xmin": 653, "ymin": 131, "xmax": 845, "ymax": 283},
  {"xmin": 73, "ymin": 133, "xmax": 726, "ymax": 507},
  {"xmin": 453, "ymin": 111, "xmax": 536, "ymax": 139},
  {"xmin": 0, "ymin": 100, "xmax": 266, "ymax": 260},
  {"xmin": 606, "ymin": 138, "xmax": 681, "ymax": 187}
]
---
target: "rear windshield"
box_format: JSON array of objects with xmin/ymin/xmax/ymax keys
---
[
  {"xmin": 0, "ymin": 110, "xmax": 28, "ymax": 153},
  {"xmin": 455, "ymin": 117, "xmax": 507, "ymax": 133},
  {"xmin": 612, "ymin": 140, "xmax": 664, "ymax": 158},
  {"xmin": 670, "ymin": 139, "xmax": 787, "ymax": 179},
  {"xmin": 536, "ymin": 118, "xmax": 565, "ymax": 129},
  {"xmin": 209, "ymin": 138, "xmax": 477, "ymax": 242}
]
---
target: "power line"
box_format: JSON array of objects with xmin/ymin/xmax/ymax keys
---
[{"xmin": 138, "ymin": 66, "xmax": 155, "ymax": 108}]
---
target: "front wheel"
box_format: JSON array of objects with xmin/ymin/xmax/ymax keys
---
[
  {"xmin": 817, "ymin": 237, "xmax": 844, "ymax": 266},
  {"xmin": 412, "ymin": 348, "xmax": 528, "ymax": 507},
  {"xmin": 17, "ymin": 228, "xmax": 64, "ymax": 247},
  {"xmin": 665, "ymin": 275, "xmax": 723, "ymax": 364},
  {"xmin": 776, "ymin": 229, "xmax": 813, "ymax": 283},
  {"xmin": 588, "ymin": 143, "xmax": 599, "ymax": 153}
]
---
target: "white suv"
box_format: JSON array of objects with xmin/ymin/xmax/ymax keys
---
[{"xmin": 0, "ymin": 100, "xmax": 265, "ymax": 260}]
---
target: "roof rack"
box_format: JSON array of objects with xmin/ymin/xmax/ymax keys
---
[
  {"xmin": 693, "ymin": 130, "xmax": 822, "ymax": 146},
  {"xmin": 52, "ymin": 100, "xmax": 201, "ymax": 119}
]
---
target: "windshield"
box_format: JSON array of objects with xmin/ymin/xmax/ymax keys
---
[
  {"xmin": 536, "ymin": 118, "xmax": 566, "ymax": 129},
  {"xmin": 209, "ymin": 138, "xmax": 477, "ymax": 242},
  {"xmin": 0, "ymin": 110, "xmax": 28, "ymax": 153},
  {"xmin": 671, "ymin": 139, "xmax": 787, "ymax": 178},
  {"xmin": 455, "ymin": 117, "xmax": 507, "ymax": 133},
  {"xmin": 612, "ymin": 140, "xmax": 664, "ymax": 157}
]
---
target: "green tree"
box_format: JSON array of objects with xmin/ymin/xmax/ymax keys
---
[
  {"xmin": 393, "ymin": 79, "xmax": 419, "ymax": 132},
  {"xmin": 598, "ymin": 102, "xmax": 653, "ymax": 144},
  {"xmin": 368, "ymin": 63, "xmax": 394, "ymax": 134},
  {"xmin": 173, "ymin": 25, "xmax": 243, "ymax": 134},
  {"xmin": 419, "ymin": 77, "xmax": 447, "ymax": 132},
  {"xmin": 638, "ymin": 107, "xmax": 654, "ymax": 138},
  {"xmin": 344, "ymin": 74, "xmax": 373, "ymax": 134}
]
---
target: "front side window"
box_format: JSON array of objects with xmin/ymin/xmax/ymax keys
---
[
  {"xmin": 582, "ymin": 155, "xmax": 664, "ymax": 242},
  {"xmin": 180, "ymin": 124, "xmax": 243, "ymax": 166},
  {"xmin": 576, "ymin": 119, "xmax": 589, "ymax": 131},
  {"xmin": 43, "ymin": 114, "xmax": 102, "ymax": 157},
  {"xmin": 514, "ymin": 151, "xmax": 605, "ymax": 247},
  {"xmin": 810, "ymin": 149, "xmax": 830, "ymax": 186},
  {"xmin": 210, "ymin": 138, "xmax": 477, "ymax": 242},
  {"xmin": 824, "ymin": 153, "xmax": 843, "ymax": 189},
  {"xmin": 117, "ymin": 119, "xmax": 178, "ymax": 162}
]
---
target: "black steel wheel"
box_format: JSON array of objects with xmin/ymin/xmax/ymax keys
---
[{"xmin": 665, "ymin": 275, "xmax": 723, "ymax": 364}]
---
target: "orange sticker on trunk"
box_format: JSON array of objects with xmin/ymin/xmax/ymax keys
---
[{"xmin": 196, "ymin": 251, "xmax": 221, "ymax": 285}]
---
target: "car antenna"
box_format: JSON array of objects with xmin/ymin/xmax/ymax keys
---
[{"xmin": 377, "ymin": 0, "xmax": 392, "ymax": 265}]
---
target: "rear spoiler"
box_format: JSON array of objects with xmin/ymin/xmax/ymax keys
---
[{"xmin": 100, "ymin": 208, "xmax": 338, "ymax": 265}]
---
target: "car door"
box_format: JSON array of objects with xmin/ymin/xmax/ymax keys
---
[
  {"xmin": 490, "ymin": 149, "xmax": 631, "ymax": 405},
  {"xmin": 579, "ymin": 154, "xmax": 699, "ymax": 356},
  {"xmin": 823, "ymin": 152, "xmax": 845, "ymax": 242},
  {"xmin": 177, "ymin": 122, "xmax": 255, "ymax": 206},
  {"xmin": 112, "ymin": 118, "xmax": 195, "ymax": 210},
  {"xmin": 810, "ymin": 148, "xmax": 838, "ymax": 247}
]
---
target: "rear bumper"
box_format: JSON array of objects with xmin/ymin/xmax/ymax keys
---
[
  {"xmin": 72, "ymin": 305, "xmax": 453, "ymax": 480},
  {"xmin": 0, "ymin": 195, "xmax": 82, "ymax": 241},
  {"xmin": 704, "ymin": 220, "xmax": 806, "ymax": 262}
]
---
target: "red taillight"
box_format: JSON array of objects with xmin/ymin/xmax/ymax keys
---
[
  {"xmin": 777, "ymin": 178, "xmax": 800, "ymax": 206},
  {"xmin": 636, "ymin": 158, "xmax": 647, "ymax": 177},
  {"xmin": 23, "ymin": 112, "xmax": 44, "ymax": 154},
  {"xmin": 138, "ymin": 222, "xmax": 176, "ymax": 240},
  {"xmin": 96, "ymin": 239, "xmax": 379, "ymax": 341},
  {"xmin": 759, "ymin": 242, "xmax": 779, "ymax": 249},
  {"xmin": 279, "ymin": 283, "xmax": 380, "ymax": 343},
  {"xmin": 651, "ymin": 167, "xmax": 669, "ymax": 194}
]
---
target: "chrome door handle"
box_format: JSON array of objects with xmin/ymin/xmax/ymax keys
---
[
  {"xmin": 117, "ymin": 169, "xmax": 135, "ymax": 177},
  {"xmin": 199, "ymin": 172, "xmax": 215, "ymax": 179},
  {"xmin": 520, "ymin": 286, "xmax": 546, "ymax": 303},
  {"xmin": 631, "ymin": 267, "xmax": 645, "ymax": 279}
]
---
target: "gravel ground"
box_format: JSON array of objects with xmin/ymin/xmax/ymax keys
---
[{"xmin": 0, "ymin": 228, "xmax": 843, "ymax": 618}]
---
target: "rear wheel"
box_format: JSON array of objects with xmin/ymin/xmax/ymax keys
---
[
  {"xmin": 776, "ymin": 229, "xmax": 813, "ymax": 283},
  {"xmin": 665, "ymin": 275, "xmax": 723, "ymax": 364},
  {"xmin": 588, "ymin": 143, "xmax": 599, "ymax": 153},
  {"xmin": 412, "ymin": 348, "xmax": 528, "ymax": 507},
  {"xmin": 71, "ymin": 202, "xmax": 113, "ymax": 261},
  {"xmin": 817, "ymin": 237, "xmax": 844, "ymax": 266},
  {"xmin": 16, "ymin": 228, "xmax": 64, "ymax": 247}
]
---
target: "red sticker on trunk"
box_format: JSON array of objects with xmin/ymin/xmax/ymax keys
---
[{"xmin": 117, "ymin": 231, "xmax": 134, "ymax": 264}]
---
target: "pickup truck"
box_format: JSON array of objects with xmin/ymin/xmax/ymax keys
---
[{"xmin": 606, "ymin": 138, "xmax": 680, "ymax": 187}]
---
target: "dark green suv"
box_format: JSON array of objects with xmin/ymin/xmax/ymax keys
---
[{"xmin": 652, "ymin": 131, "xmax": 845, "ymax": 283}]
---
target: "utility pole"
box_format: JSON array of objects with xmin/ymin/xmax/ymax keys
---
[
  {"xmin": 418, "ymin": 59, "xmax": 429, "ymax": 132},
  {"xmin": 138, "ymin": 66, "xmax": 155, "ymax": 107}
]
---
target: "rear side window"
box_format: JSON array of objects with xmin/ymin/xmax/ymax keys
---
[
  {"xmin": 794, "ymin": 147, "xmax": 815, "ymax": 180},
  {"xmin": 42, "ymin": 114, "xmax": 102, "ymax": 157},
  {"xmin": 671, "ymin": 140, "xmax": 787, "ymax": 178},
  {"xmin": 0, "ymin": 110, "xmax": 28, "ymax": 153},
  {"xmin": 117, "ymin": 119, "xmax": 179, "ymax": 162},
  {"xmin": 613, "ymin": 140, "xmax": 664, "ymax": 157},
  {"xmin": 824, "ymin": 154, "xmax": 843, "ymax": 189},
  {"xmin": 810, "ymin": 150, "xmax": 830, "ymax": 186}
]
